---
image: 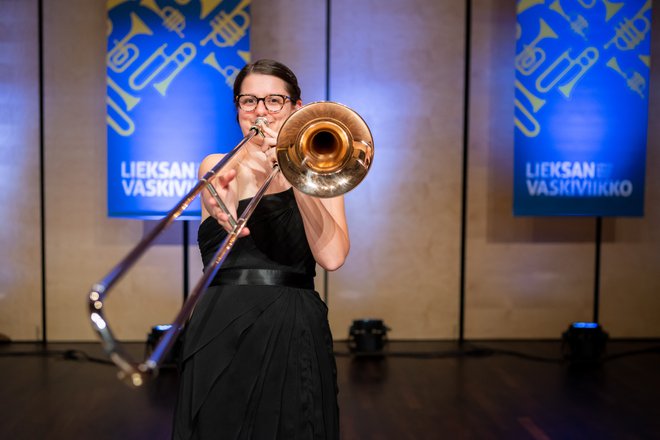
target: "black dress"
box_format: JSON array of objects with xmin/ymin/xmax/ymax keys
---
[{"xmin": 172, "ymin": 189, "xmax": 339, "ymax": 440}]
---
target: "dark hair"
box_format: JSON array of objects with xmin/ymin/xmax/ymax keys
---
[{"xmin": 232, "ymin": 59, "xmax": 302, "ymax": 103}]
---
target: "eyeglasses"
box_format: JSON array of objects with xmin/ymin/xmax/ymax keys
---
[{"xmin": 236, "ymin": 94, "xmax": 291, "ymax": 113}]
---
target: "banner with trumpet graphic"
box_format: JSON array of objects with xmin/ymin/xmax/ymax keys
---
[
  {"xmin": 107, "ymin": 0, "xmax": 250, "ymax": 219},
  {"xmin": 514, "ymin": 0, "xmax": 651, "ymax": 216}
]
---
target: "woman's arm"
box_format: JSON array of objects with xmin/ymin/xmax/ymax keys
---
[
  {"xmin": 293, "ymin": 191, "xmax": 350, "ymax": 271},
  {"xmin": 256, "ymin": 123, "xmax": 351, "ymax": 270}
]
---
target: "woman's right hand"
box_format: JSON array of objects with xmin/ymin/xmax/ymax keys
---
[{"xmin": 200, "ymin": 156, "xmax": 250, "ymax": 237}]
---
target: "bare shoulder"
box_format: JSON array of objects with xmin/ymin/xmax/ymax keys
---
[{"xmin": 198, "ymin": 153, "xmax": 226, "ymax": 178}]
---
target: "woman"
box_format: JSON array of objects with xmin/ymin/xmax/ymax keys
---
[{"xmin": 172, "ymin": 59, "xmax": 347, "ymax": 439}]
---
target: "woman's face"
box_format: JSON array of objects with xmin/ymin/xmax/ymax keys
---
[{"xmin": 237, "ymin": 73, "xmax": 301, "ymax": 136}]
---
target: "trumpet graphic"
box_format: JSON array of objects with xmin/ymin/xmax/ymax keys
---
[
  {"xmin": 536, "ymin": 47, "xmax": 599, "ymax": 99},
  {"xmin": 605, "ymin": 0, "xmax": 651, "ymax": 51},
  {"xmin": 201, "ymin": 0, "xmax": 250, "ymax": 48},
  {"xmin": 602, "ymin": 0, "xmax": 625, "ymax": 22},
  {"xmin": 107, "ymin": 12, "xmax": 153, "ymax": 74},
  {"xmin": 203, "ymin": 52, "xmax": 240, "ymax": 88},
  {"xmin": 200, "ymin": 0, "xmax": 223, "ymax": 19},
  {"xmin": 516, "ymin": 18, "xmax": 558, "ymax": 76},
  {"xmin": 549, "ymin": 0, "xmax": 588, "ymax": 38},
  {"xmin": 140, "ymin": 0, "xmax": 186, "ymax": 38},
  {"xmin": 606, "ymin": 57, "xmax": 646, "ymax": 99},
  {"xmin": 128, "ymin": 42, "xmax": 196, "ymax": 96}
]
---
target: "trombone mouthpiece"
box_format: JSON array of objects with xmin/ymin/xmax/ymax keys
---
[
  {"xmin": 253, "ymin": 117, "xmax": 269, "ymax": 137},
  {"xmin": 255, "ymin": 117, "xmax": 269, "ymax": 127}
]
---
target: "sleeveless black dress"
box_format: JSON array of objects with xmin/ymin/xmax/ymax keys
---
[{"xmin": 172, "ymin": 189, "xmax": 339, "ymax": 440}]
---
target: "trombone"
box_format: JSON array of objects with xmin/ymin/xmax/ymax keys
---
[{"xmin": 88, "ymin": 101, "xmax": 374, "ymax": 387}]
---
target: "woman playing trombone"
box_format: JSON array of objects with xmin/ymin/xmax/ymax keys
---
[{"xmin": 172, "ymin": 59, "xmax": 347, "ymax": 439}]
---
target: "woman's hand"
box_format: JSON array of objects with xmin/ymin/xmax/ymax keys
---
[
  {"xmin": 200, "ymin": 158, "xmax": 250, "ymax": 237},
  {"xmin": 253, "ymin": 123, "xmax": 279, "ymax": 167}
]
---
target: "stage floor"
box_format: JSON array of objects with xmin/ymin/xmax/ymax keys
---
[{"xmin": 1, "ymin": 340, "xmax": 659, "ymax": 439}]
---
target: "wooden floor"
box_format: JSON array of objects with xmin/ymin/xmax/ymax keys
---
[{"xmin": 1, "ymin": 340, "xmax": 659, "ymax": 439}]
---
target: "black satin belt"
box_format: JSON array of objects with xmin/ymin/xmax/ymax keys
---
[{"xmin": 209, "ymin": 268, "xmax": 314, "ymax": 290}]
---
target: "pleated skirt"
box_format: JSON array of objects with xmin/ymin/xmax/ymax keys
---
[{"xmin": 172, "ymin": 284, "xmax": 339, "ymax": 440}]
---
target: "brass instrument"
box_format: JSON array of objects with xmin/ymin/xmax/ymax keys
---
[
  {"xmin": 517, "ymin": 0, "xmax": 545, "ymax": 14},
  {"xmin": 535, "ymin": 47, "xmax": 599, "ymax": 98},
  {"xmin": 106, "ymin": 77, "xmax": 141, "ymax": 137},
  {"xmin": 140, "ymin": 0, "xmax": 186, "ymax": 38},
  {"xmin": 203, "ymin": 52, "xmax": 240, "ymax": 88},
  {"xmin": 516, "ymin": 18, "xmax": 558, "ymax": 76},
  {"xmin": 128, "ymin": 42, "xmax": 196, "ymax": 96},
  {"xmin": 88, "ymin": 102, "xmax": 374, "ymax": 387},
  {"xmin": 605, "ymin": 0, "xmax": 651, "ymax": 51},
  {"xmin": 576, "ymin": 0, "xmax": 625, "ymax": 17},
  {"xmin": 576, "ymin": 0, "xmax": 596, "ymax": 7},
  {"xmin": 606, "ymin": 57, "xmax": 646, "ymax": 99},
  {"xmin": 549, "ymin": 0, "xmax": 588, "ymax": 38},
  {"xmin": 602, "ymin": 0, "xmax": 625, "ymax": 22},
  {"xmin": 200, "ymin": 0, "xmax": 223, "ymax": 19},
  {"xmin": 107, "ymin": 12, "xmax": 153, "ymax": 74},
  {"xmin": 514, "ymin": 80, "xmax": 545, "ymax": 138},
  {"xmin": 201, "ymin": 0, "xmax": 250, "ymax": 47}
]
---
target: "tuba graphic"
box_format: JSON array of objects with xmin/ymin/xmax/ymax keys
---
[
  {"xmin": 516, "ymin": 18, "xmax": 558, "ymax": 76},
  {"xmin": 107, "ymin": 12, "xmax": 153, "ymax": 73}
]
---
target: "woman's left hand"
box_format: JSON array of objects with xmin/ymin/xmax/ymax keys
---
[{"xmin": 257, "ymin": 124, "xmax": 279, "ymax": 167}]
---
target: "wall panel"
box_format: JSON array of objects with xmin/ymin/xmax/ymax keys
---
[
  {"xmin": 251, "ymin": 0, "xmax": 327, "ymax": 103},
  {"xmin": 465, "ymin": 0, "xmax": 595, "ymax": 339},
  {"xmin": 0, "ymin": 0, "xmax": 42, "ymax": 341},
  {"xmin": 600, "ymin": 3, "xmax": 660, "ymax": 338},
  {"xmin": 5, "ymin": 0, "xmax": 660, "ymax": 343},
  {"xmin": 326, "ymin": 0, "xmax": 466, "ymax": 339},
  {"xmin": 43, "ymin": 0, "xmax": 183, "ymax": 341}
]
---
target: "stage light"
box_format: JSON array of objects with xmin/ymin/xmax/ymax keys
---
[
  {"xmin": 145, "ymin": 324, "xmax": 181, "ymax": 368},
  {"xmin": 348, "ymin": 319, "xmax": 390, "ymax": 355},
  {"xmin": 561, "ymin": 322, "xmax": 608, "ymax": 364}
]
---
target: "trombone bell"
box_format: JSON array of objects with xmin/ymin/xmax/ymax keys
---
[{"xmin": 277, "ymin": 101, "xmax": 374, "ymax": 198}]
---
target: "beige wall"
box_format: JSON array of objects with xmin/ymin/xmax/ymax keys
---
[
  {"xmin": 0, "ymin": 0, "xmax": 42, "ymax": 340},
  {"xmin": 464, "ymin": 1, "xmax": 596, "ymax": 339},
  {"xmin": 599, "ymin": 1, "xmax": 660, "ymax": 337},
  {"xmin": 42, "ymin": 0, "xmax": 184, "ymax": 341},
  {"xmin": 326, "ymin": 0, "xmax": 466, "ymax": 339},
  {"xmin": 1, "ymin": 0, "xmax": 659, "ymax": 342}
]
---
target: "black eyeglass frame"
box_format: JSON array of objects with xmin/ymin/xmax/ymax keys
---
[{"xmin": 235, "ymin": 94, "xmax": 292, "ymax": 113}]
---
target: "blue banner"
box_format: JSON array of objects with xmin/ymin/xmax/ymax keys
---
[
  {"xmin": 514, "ymin": 0, "xmax": 651, "ymax": 216},
  {"xmin": 106, "ymin": 0, "xmax": 250, "ymax": 219}
]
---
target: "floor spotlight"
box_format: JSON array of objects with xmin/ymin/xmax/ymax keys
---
[
  {"xmin": 561, "ymin": 322, "xmax": 608, "ymax": 364},
  {"xmin": 146, "ymin": 324, "xmax": 181, "ymax": 368},
  {"xmin": 348, "ymin": 319, "xmax": 390, "ymax": 355}
]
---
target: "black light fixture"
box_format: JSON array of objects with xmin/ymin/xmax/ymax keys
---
[
  {"xmin": 145, "ymin": 324, "xmax": 181, "ymax": 368},
  {"xmin": 348, "ymin": 319, "xmax": 390, "ymax": 354},
  {"xmin": 561, "ymin": 322, "xmax": 608, "ymax": 364}
]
